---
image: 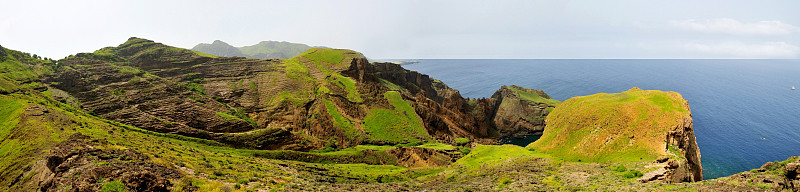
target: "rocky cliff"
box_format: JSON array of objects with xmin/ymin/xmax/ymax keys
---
[
  {"xmin": 528, "ymin": 87, "xmax": 702, "ymax": 183},
  {"xmin": 490, "ymin": 85, "xmax": 559, "ymax": 138}
]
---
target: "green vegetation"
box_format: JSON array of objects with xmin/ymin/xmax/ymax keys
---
[
  {"xmin": 363, "ymin": 91, "xmax": 429, "ymax": 144},
  {"xmin": 0, "ymin": 97, "xmax": 25, "ymax": 144},
  {"xmin": 283, "ymin": 58, "xmax": 309, "ymax": 80},
  {"xmin": 507, "ymin": 86, "xmax": 561, "ymax": 106},
  {"xmin": 328, "ymin": 73, "xmax": 362, "ymax": 102},
  {"xmin": 216, "ymin": 112, "xmax": 238, "ymax": 121},
  {"xmin": 416, "ymin": 142, "xmax": 456, "ymax": 150},
  {"xmin": 100, "ymin": 180, "xmax": 127, "ymax": 192},
  {"xmin": 184, "ymin": 82, "xmax": 205, "ymax": 95},
  {"xmin": 453, "ymin": 144, "xmax": 550, "ymax": 170},
  {"xmin": 229, "ymin": 107, "xmax": 257, "ymax": 127},
  {"xmin": 454, "ymin": 138, "xmax": 470, "ymax": 145},
  {"xmin": 323, "ymin": 98, "xmax": 361, "ymax": 140},
  {"xmin": 192, "ymin": 40, "xmax": 311, "ymax": 59},
  {"xmin": 380, "ymin": 78, "xmax": 402, "ymax": 91},
  {"xmin": 301, "ymin": 48, "xmax": 345, "ymax": 67},
  {"xmin": 528, "ymin": 87, "xmax": 690, "ymax": 163}
]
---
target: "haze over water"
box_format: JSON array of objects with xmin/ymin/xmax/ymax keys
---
[{"xmin": 402, "ymin": 59, "xmax": 800, "ymax": 179}]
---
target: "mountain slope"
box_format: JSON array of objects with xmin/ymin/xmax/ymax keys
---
[
  {"xmin": 190, "ymin": 40, "xmax": 246, "ymax": 57},
  {"xmin": 191, "ymin": 40, "xmax": 312, "ymax": 59}
]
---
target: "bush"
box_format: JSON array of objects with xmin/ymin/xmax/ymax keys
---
[
  {"xmin": 101, "ymin": 180, "xmax": 127, "ymax": 192},
  {"xmin": 611, "ymin": 165, "xmax": 627, "ymax": 172},
  {"xmin": 622, "ymin": 170, "xmax": 643, "ymax": 178}
]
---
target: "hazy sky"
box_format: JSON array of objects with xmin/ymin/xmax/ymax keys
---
[{"xmin": 1, "ymin": 0, "xmax": 799, "ymax": 59}]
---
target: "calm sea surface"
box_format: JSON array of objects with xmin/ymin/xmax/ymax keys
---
[{"xmin": 401, "ymin": 59, "xmax": 800, "ymax": 179}]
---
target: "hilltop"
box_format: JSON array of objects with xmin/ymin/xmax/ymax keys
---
[{"xmin": 192, "ymin": 40, "xmax": 313, "ymax": 59}]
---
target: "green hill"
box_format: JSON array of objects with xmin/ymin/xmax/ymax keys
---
[
  {"xmin": 191, "ymin": 40, "xmax": 312, "ymax": 59},
  {"xmin": 528, "ymin": 87, "xmax": 703, "ymax": 182}
]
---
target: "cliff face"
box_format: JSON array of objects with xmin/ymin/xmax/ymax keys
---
[
  {"xmin": 528, "ymin": 87, "xmax": 702, "ymax": 183},
  {"xmin": 490, "ymin": 85, "xmax": 560, "ymax": 138},
  {"xmin": 42, "ymin": 37, "xmax": 553, "ymax": 151}
]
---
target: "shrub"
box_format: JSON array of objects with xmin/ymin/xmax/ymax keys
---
[
  {"xmin": 611, "ymin": 165, "xmax": 627, "ymax": 172},
  {"xmin": 622, "ymin": 170, "xmax": 643, "ymax": 178},
  {"xmin": 101, "ymin": 180, "xmax": 127, "ymax": 192}
]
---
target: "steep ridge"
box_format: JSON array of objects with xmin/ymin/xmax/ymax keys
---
[{"xmin": 528, "ymin": 87, "xmax": 702, "ymax": 183}]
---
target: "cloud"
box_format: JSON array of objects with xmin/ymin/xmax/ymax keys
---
[
  {"xmin": 671, "ymin": 18, "xmax": 799, "ymax": 35},
  {"xmin": 681, "ymin": 42, "xmax": 800, "ymax": 58}
]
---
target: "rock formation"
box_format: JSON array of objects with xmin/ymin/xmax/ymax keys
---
[
  {"xmin": 490, "ymin": 85, "xmax": 559, "ymax": 138},
  {"xmin": 34, "ymin": 134, "xmax": 181, "ymax": 192}
]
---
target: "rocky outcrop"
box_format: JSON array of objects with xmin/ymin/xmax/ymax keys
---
[
  {"xmin": 34, "ymin": 134, "xmax": 182, "ymax": 192},
  {"xmin": 699, "ymin": 156, "xmax": 799, "ymax": 191},
  {"xmin": 640, "ymin": 103, "xmax": 702, "ymax": 183},
  {"xmin": 490, "ymin": 85, "xmax": 558, "ymax": 138}
]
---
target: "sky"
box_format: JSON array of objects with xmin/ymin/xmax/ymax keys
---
[{"xmin": 1, "ymin": 0, "xmax": 799, "ymax": 59}]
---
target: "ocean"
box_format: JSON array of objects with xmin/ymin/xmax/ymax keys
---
[{"xmin": 400, "ymin": 59, "xmax": 800, "ymax": 179}]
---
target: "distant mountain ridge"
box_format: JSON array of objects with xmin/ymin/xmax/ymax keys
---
[{"xmin": 191, "ymin": 40, "xmax": 312, "ymax": 59}]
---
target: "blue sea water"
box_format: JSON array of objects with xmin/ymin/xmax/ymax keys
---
[{"xmin": 400, "ymin": 59, "xmax": 800, "ymax": 179}]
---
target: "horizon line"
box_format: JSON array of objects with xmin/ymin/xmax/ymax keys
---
[{"xmin": 376, "ymin": 58, "xmax": 800, "ymax": 60}]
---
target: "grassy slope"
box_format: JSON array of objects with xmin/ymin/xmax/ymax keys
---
[
  {"xmin": 363, "ymin": 91, "xmax": 430, "ymax": 144},
  {"xmin": 528, "ymin": 87, "xmax": 690, "ymax": 163}
]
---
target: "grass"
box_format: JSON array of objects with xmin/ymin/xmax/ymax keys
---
[
  {"xmin": 301, "ymin": 48, "xmax": 345, "ymax": 67},
  {"xmin": 271, "ymin": 91, "xmax": 311, "ymax": 108},
  {"xmin": 216, "ymin": 112, "xmax": 238, "ymax": 121},
  {"xmin": 0, "ymin": 97, "xmax": 26, "ymax": 140},
  {"xmin": 100, "ymin": 180, "xmax": 127, "ymax": 192},
  {"xmin": 416, "ymin": 142, "xmax": 456, "ymax": 150},
  {"xmin": 380, "ymin": 78, "xmax": 402, "ymax": 91},
  {"xmin": 328, "ymin": 73, "xmax": 362, "ymax": 102},
  {"xmin": 453, "ymin": 144, "xmax": 551, "ymax": 170},
  {"xmin": 363, "ymin": 91, "xmax": 429, "ymax": 144},
  {"xmin": 507, "ymin": 86, "xmax": 561, "ymax": 106},
  {"xmin": 323, "ymin": 98, "xmax": 362, "ymax": 140},
  {"xmin": 528, "ymin": 87, "xmax": 690, "ymax": 163},
  {"xmin": 454, "ymin": 138, "xmax": 470, "ymax": 145},
  {"xmin": 283, "ymin": 58, "xmax": 309, "ymax": 80},
  {"xmin": 184, "ymin": 82, "xmax": 206, "ymax": 95}
]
